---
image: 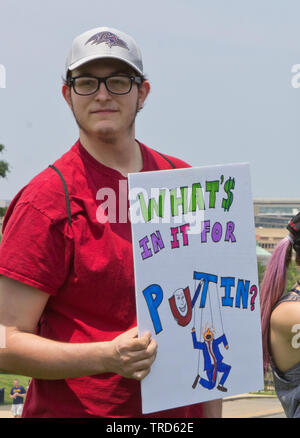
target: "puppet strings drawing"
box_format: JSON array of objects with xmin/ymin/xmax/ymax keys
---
[{"xmin": 191, "ymin": 279, "xmax": 231, "ymax": 392}]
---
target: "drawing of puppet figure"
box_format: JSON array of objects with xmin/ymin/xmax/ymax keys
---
[{"xmin": 191, "ymin": 325, "xmax": 231, "ymax": 392}]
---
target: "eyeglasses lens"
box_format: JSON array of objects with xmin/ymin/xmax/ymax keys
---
[
  {"xmin": 74, "ymin": 77, "xmax": 98, "ymax": 95},
  {"xmin": 74, "ymin": 76, "xmax": 132, "ymax": 95},
  {"xmin": 107, "ymin": 76, "xmax": 131, "ymax": 94}
]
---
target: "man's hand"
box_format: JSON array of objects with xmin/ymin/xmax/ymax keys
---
[{"xmin": 108, "ymin": 327, "xmax": 158, "ymax": 381}]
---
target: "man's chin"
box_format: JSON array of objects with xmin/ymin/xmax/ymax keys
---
[
  {"xmin": 95, "ymin": 126, "xmax": 116, "ymax": 137},
  {"xmin": 84, "ymin": 125, "xmax": 118, "ymax": 142}
]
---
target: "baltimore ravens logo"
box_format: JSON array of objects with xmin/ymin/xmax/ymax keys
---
[{"xmin": 85, "ymin": 31, "xmax": 129, "ymax": 50}]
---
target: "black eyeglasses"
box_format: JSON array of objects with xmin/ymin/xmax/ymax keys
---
[{"xmin": 69, "ymin": 74, "xmax": 142, "ymax": 96}]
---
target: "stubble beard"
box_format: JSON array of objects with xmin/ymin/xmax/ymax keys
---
[{"xmin": 70, "ymin": 96, "xmax": 139, "ymax": 145}]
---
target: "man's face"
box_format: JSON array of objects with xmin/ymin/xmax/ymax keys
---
[
  {"xmin": 14, "ymin": 380, "xmax": 19, "ymax": 387},
  {"xmin": 174, "ymin": 289, "xmax": 188, "ymax": 317},
  {"xmin": 62, "ymin": 58, "xmax": 150, "ymax": 141}
]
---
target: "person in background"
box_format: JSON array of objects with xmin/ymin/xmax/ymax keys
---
[
  {"xmin": 260, "ymin": 211, "xmax": 300, "ymax": 418},
  {"xmin": 10, "ymin": 379, "xmax": 26, "ymax": 418},
  {"xmin": 0, "ymin": 26, "xmax": 221, "ymax": 418}
]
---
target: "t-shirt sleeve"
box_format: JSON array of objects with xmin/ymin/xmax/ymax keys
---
[{"xmin": 0, "ymin": 202, "xmax": 73, "ymax": 295}]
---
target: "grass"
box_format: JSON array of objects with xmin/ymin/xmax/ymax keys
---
[
  {"xmin": 0, "ymin": 373, "xmax": 30, "ymax": 405},
  {"xmin": 250, "ymin": 390, "xmax": 276, "ymax": 396}
]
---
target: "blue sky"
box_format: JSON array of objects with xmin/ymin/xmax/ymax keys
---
[{"xmin": 1, "ymin": 0, "xmax": 300, "ymax": 200}]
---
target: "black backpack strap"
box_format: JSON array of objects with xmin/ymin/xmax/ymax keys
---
[
  {"xmin": 154, "ymin": 150, "xmax": 177, "ymax": 169},
  {"xmin": 48, "ymin": 165, "xmax": 72, "ymax": 227}
]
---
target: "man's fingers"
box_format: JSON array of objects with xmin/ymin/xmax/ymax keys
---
[
  {"xmin": 133, "ymin": 368, "xmax": 150, "ymax": 381},
  {"xmin": 112, "ymin": 328, "xmax": 157, "ymax": 380},
  {"xmin": 147, "ymin": 338, "xmax": 158, "ymax": 356},
  {"xmin": 131, "ymin": 357, "xmax": 155, "ymax": 381},
  {"xmin": 133, "ymin": 342, "xmax": 158, "ymax": 381},
  {"xmin": 125, "ymin": 338, "xmax": 157, "ymax": 362},
  {"xmin": 126, "ymin": 330, "xmax": 154, "ymax": 351}
]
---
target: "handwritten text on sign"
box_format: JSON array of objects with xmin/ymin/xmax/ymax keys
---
[{"xmin": 128, "ymin": 163, "xmax": 263, "ymax": 414}]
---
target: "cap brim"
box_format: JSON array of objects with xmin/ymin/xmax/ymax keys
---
[{"xmin": 67, "ymin": 54, "xmax": 143, "ymax": 76}]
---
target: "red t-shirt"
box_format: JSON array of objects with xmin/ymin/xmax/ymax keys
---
[{"xmin": 0, "ymin": 140, "xmax": 203, "ymax": 418}]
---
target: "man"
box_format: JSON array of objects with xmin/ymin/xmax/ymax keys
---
[
  {"xmin": 0, "ymin": 26, "xmax": 221, "ymax": 417},
  {"xmin": 10, "ymin": 379, "xmax": 26, "ymax": 418}
]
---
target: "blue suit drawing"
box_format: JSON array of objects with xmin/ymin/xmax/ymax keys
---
[{"xmin": 192, "ymin": 329, "xmax": 231, "ymax": 391}]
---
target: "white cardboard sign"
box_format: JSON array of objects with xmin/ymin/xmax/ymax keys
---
[{"xmin": 128, "ymin": 163, "xmax": 264, "ymax": 414}]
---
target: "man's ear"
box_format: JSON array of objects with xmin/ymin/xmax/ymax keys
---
[
  {"xmin": 138, "ymin": 80, "xmax": 150, "ymax": 111},
  {"xmin": 62, "ymin": 84, "xmax": 72, "ymax": 110}
]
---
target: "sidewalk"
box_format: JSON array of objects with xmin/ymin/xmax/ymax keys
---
[
  {"xmin": 0, "ymin": 405, "xmax": 12, "ymax": 418},
  {"xmin": 222, "ymin": 393, "xmax": 285, "ymax": 418},
  {"xmin": 0, "ymin": 394, "xmax": 285, "ymax": 419}
]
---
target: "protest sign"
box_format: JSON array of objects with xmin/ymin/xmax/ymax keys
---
[{"xmin": 128, "ymin": 163, "xmax": 264, "ymax": 414}]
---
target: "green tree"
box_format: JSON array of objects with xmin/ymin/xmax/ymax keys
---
[
  {"xmin": 286, "ymin": 259, "xmax": 300, "ymax": 291},
  {"xmin": 257, "ymin": 258, "xmax": 300, "ymax": 293},
  {"xmin": 257, "ymin": 260, "xmax": 266, "ymax": 285},
  {"xmin": 0, "ymin": 207, "xmax": 7, "ymax": 217},
  {"xmin": 0, "ymin": 144, "xmax": 9, "ymax": 178}
]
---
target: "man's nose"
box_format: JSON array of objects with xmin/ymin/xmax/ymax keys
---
[{"xmin": 94, "ymin": 81, "xmax": 111, "ymax": 100}]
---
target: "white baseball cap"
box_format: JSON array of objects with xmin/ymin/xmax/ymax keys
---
[{"xmin": 65, "ymin": 26, "xmax": 143, "ymax": 76}]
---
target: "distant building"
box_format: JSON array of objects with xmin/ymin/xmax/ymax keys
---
[
  {"xmin": 254, "ymin": 198, "xmax": 300, "ymax": 228},
  {"xmin": 254, "ymin": 198, "xmax": 300, "ymax": 254},
  {"xmin": 0, "ymin": 200, "xmax": 10, "ymax": 209},
  {"xmin": 256, "ymin": 242, "xmax": 271, "ymax": 266},
  {"xmin": 255, "ymin": 227, "xmax": 287, "ymax": 253}
]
